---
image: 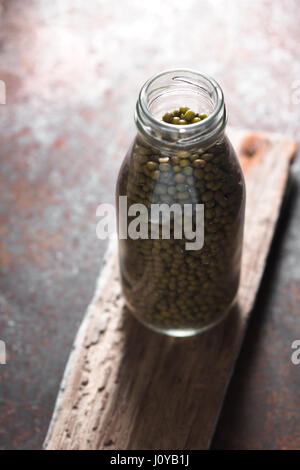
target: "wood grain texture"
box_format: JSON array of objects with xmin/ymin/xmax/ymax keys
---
[{"xmin": 44, "ymin": 128, "xmax": 297, "ymax": 450}]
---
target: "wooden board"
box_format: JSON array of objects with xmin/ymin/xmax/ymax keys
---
[{"xmin": 44, "ymin": 128, "xmax": 297, "ymax": 450}]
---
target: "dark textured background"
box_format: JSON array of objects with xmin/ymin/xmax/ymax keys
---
[{"xmin": 0, "ymin": 0, "xmax": 299, "ymax": 450}]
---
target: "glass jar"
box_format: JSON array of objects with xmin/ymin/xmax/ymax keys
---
[{"xmin": 116, "ymin": 69, "xmax": 245, "ymax": 337}]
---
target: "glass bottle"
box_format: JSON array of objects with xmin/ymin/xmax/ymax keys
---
[{"xmin": 116, "ymin": 69, "xmax": 245, "ymax": 337}]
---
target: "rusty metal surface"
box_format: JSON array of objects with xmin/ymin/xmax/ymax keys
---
[{"xmin": 0, "ymin": 0, "xmax": 299, "ymax": 450}]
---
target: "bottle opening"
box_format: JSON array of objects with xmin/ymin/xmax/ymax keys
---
[{"xmin": 136, "ymin": 69, "xmax": 227, "ymax": 149}]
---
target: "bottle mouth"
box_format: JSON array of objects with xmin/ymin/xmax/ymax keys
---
[{"xmin": 135, "ymin": 69, "xmax": 227, "ymax": 149}]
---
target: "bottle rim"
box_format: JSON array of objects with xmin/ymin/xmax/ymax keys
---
[{"xmin": 135, "ymin": 69, "xmax": 227, "ymax": 149}]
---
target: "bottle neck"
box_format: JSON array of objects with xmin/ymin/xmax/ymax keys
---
[{"xmin": 135, "ymin": 69, "xmax": 227, "ymax": 151}]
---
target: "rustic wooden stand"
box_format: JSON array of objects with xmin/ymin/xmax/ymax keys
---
[{"xmin": 44, "ymin": 128, "xmax": 297, "ymax": 450}]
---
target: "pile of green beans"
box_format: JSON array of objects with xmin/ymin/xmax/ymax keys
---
[
  {"xmin": 117, "ymin": 108, "xmax": 244, "ymax": 334},
  {"xmin": 162, "ymin": 106, "xmax": 207, "ymax": 125}
]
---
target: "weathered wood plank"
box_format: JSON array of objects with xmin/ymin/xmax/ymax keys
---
[{"xmin": 44, "ymin": 128, "xmax": 297, "ymax": 450}]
